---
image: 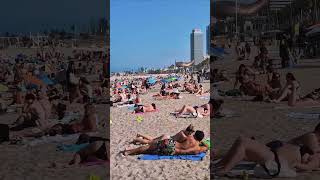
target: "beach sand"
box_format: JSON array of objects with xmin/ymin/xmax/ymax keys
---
[
  {"xmin": 0, "ymin": 105, "xmax": 107, "ymax": 180},
  {"xmin": 213, "ymin": 45, "xmax": 320, "ymax": 179},
  {"xmin": 110, "ymin": 81, "xmax": 210, "ymax": 180},
  {"xmin": 0, "ymin": 46, "xmax": 108, "ymax": 179}
]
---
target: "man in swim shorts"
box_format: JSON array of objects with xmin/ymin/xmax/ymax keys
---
[{"xmin": 121, "ymin": 130, "xmax": 208, "ymax": 156}]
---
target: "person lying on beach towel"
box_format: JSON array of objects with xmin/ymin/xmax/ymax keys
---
[
  {"xmin": 213, "ymin": 136, "xmax": 320, "ymax": 177},
  {"xmin": 69, "ymin": 134, "xmax": 109, "ymax": 165},
  {"xmin": 153, "ymin": 90, "xmax": 182, "ymax": 100},
  {"xmin": 120, "ymin": 130, "xmax": 208, "ymax": 156},
  {"xmin": 288, "ymin": 122, "xmax": 320, "ymax": 154},
  {"xmin": 133, "ymin": 103, "xmax": 157, "ymax": 113},
  {"xmin": 174, "ymin": 104, "xmax": 208, "ymax": 118},
  {"xmin": 116, "ymin": 94, "xmax": 142, "ymax": 106},
  {"xmin": 130, "ymin": 124, "xmax": 195, "ymax": 145},
  {"xmin": 174, "ymin": 99, "xmax": 223, "ymax": 118}
]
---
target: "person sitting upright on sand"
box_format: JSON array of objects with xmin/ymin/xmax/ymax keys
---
[
  {"xmin": 10, "ymin": 93, "xmax": 50, "ymax": 131},
  {"xmin": 121, "ymin": 130, "xmax": 208, "ymax": 156}
]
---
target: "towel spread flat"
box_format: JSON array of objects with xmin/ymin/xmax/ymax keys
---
[
  {"xmin": 56, "ymin": 143, "xmax": 89, "ymax": 152},
  {"xmin": 138, "ymin": 152, "xmax": 206, "ymax": 161},
  {"xmin": 287, "ymin": 112, "xmax": 320, "ymax": 120}
]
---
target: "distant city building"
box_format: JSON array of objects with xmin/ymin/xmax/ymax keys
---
[{"xmin": 190, "ymin": 29, "xmax": 204, "ymax": 65}]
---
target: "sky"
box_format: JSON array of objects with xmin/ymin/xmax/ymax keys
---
[
  {"xmin": 111, "ymin": 0, "xmax": 209, "ymax": 72},
  {"xmin": 0, "ymin": 0, "xmax": 108, "ymax": 33}
]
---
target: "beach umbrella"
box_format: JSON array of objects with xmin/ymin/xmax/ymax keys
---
[{"xmin": 147, "ymin": 77, "xmax": 157, "ymax": 85}]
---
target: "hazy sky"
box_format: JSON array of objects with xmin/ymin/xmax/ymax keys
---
[
  {"xmin": 0, "ymin": 0, "xmax": 108, "ymax": 33},
  {"xmin": 111, "ymin": 0, "xmax": 209, "ymax": 72}
]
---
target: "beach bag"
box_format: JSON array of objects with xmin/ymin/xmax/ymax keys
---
[{"xmin": 0, "ymin": 124, "xmax": 9, "ymax": 143}]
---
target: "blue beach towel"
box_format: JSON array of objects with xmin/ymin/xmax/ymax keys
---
[
  {"xmin": 56, "ymin": 143, "xmax": 89, "ymax": 152},
  {"xmin": 287, "ymin": 112, "xmax": 320, "ymax": 120},
  {"xmin": 138, "ymin": 152, "xmax": 206, "ymax": 161}
]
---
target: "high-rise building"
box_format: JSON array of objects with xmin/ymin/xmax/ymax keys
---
[
  {"xmin": 206, "ymin": 25, "xmax": 210, "ymax": 55},
  {"xmin": 190, "ymin": 29, "xmax": 204, "ymax": 65}
]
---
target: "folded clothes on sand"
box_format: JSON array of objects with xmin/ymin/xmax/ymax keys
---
[{"xmin": 138, "ymin": 152, "xmax": 206, "ymax": 161}]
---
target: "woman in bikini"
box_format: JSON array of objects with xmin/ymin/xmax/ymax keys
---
[
  {"xmin": 195, "ymin": 84, "xmax": 204, "ymax": 95},
  {"xmin": 175, "ymin": 102, "xmax": 212, "ymax": 118},
  {"xmin": 214, "ymin": 136, "xmax": 320, "ymax": 177},
  {"xmin": 286, "ymin": 84, "xmax": 320, "ymax": 107},
  {"xmin": 271, "ymin": 73, "xmax": 301, "ymax": 103},
  {"xmin": 134, "ymin": 103, "xmax": 156, "ymax": 113}
]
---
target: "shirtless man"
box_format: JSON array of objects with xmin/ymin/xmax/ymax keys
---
[
  {"xmin": 121, "ymin": 130, "xmax": 208, "ymax": 156},
  {"xmin": 130, "ymin": 124, "xmax": 195, "ymax": 145}
]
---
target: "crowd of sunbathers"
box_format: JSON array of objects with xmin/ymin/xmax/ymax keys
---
[
  {"xmin": 0, "ymin": 49, "xmax": 109, "ymax": 166},
  {"xmin": 110, "ymin": 73, "xmax": 225, "ymax": 118}
]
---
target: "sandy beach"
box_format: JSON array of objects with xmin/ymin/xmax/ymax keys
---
[
  {"xmin": 110, "ymin": 80, "xmax": 210, "ymax": 180},
  {"xmin": 0, "ymin": 46, "xmax": 108, "ymax": 179},
  {"xmin": 213, "ymin": 45, "xmax": 320, "ymax": 179}
]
